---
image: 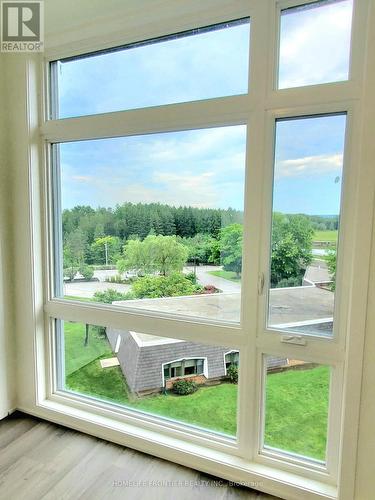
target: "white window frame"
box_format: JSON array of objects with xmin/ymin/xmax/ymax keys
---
[
  {"xmin": 162, "ymin": 357, "xmax": 208, "ymax": 386},
  {"xmin": 16, "ymin": 1, "xmax": 372, "ymax": 499},
  {"xmin": 224, "ymin": 350, "xmax": 240, "ymax": 375}
]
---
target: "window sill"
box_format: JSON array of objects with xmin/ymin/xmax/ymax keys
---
[{"xmin": 17, "ymin": 398, "xmax": 337, "ymax": 500}]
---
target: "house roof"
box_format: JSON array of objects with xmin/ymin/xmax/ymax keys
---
[{"xmin": 114, "ymin": 285, "xmax": 334, "ymax": 329}]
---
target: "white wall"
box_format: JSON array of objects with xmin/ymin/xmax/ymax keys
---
[
  {"xmin": 354, "ymin": 3, "xmax": 375, "ymax": 496},
  {"xmin": 0, "ymin": 54, "xmax": 16, "ymax": 419}
]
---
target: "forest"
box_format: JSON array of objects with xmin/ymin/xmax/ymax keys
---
[{"xmin": 62, "ymin": 202, "xmax": 338, "ymax": 288}]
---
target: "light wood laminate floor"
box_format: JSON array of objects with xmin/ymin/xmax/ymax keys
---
[{"xmin": 0, "ymin": 412, "xmax": 281, "ymax": 500}]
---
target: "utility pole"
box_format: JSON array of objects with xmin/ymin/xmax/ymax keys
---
[{"xmin": 105, "ymin": 241, "xmax": 108, "ymax": 266}]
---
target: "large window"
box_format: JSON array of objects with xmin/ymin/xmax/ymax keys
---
[
  {"xmin": 225, "ymin": 351, "xmax": 239, "ymax": 371},
  {"xmin": 55, "ymin": 125, "xmax": 246, "ymax": 323},
  {"xmin": 58, "ymin": 320, "xmax": 237, "ymax": 436},
  {"xmin": 41, "ymin": 1, "xmax": 369, "ymax": 496},
  {"xmin": 163, "ymin": 358, "xmax": 205, "ymax": 380},
  {"xmin": 54, "ymin": 18, "xmax": 250, "ymax": 118},
  {"xmin": 267, "ymin": 113, "xmax": 346, "ymax": 336},
  {"xmin": 263, "ymin": 357, "xmax": 330, "ymax": 462}
]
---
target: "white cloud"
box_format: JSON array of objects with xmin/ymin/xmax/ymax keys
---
[
  {"xmin": 142, "ymin": 126, "xmax": 246, "ymax": 164},
  {"xmin": 275, "ymin": 153, "xmax": 343, "ymax": 178},
  {"xmin": 72, "ymin": 173, "xmax": 217, "ymax": 209},
  {"xmin": 60, "ymin": 125, "xmax": 247, "ymax": 209},
  {"xmin": 71, "ymin": 175, "xmax": 93, "ymax": 183},
  {"xmin": 279, "ymin": 1, "xmax": 353, "ymax": 88}
]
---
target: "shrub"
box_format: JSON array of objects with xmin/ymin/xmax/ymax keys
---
[
  {"xmin": 106, "ymin": 274, "xmax": 126, "ymax": 284},
  {"xmin": 131, "ymin": 272, "xmax": 202, "ymax": 299},
  {"xmin": 106, "ymin": 274, "xmax": 138, "ymax": 285},
  {"xmin": 327, "ymin": 250, "xmax": 336, "ymax": 291},
  {"xmin": 184, "ymin": 272, "xmax": 198, "ymax": 284},
  {"xmin": 93, "ymin": 288, "xmax": 132, "ymax": 304},
  {"xmin": 79, "ymin": 265, "xmax": 94, "ymax": 280},
  {"xmin": 276, "ymin": 276, "xmax": 302, "ymax": 288},
  {"xmin": 64, "ymin": 267, "xmax": 78, "ymax": 281},
  {"xmin": 172, "ymin": 379, "xmax": 198, "ymax": 395},
  {"xmin": 227, "ymin": 364, "xmax": 238, "ymax": 384}
]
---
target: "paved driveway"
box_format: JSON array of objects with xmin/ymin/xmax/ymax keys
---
[
  {"xmin": 184, "ymin": 265, "xmax": 241, "ymax": 293},
  {"xmin": 64, "ymin": 269, "xmax": 130, "ymax": 298},
  {"xmin": 64, "ymin": 266, "xmax": 240, "ymax": 299}
]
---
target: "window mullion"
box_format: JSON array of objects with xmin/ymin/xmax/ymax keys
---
[
  {"xmin": 45, "ymin": 299, "xmax": 247, "ymax": 347},
  {"xmin": 41, "ymin": 95, "xmax": 253, "ymax": 144},
  {"xmin": 237, "ymin": 0, "xmax": 273, "ymax": 461}
]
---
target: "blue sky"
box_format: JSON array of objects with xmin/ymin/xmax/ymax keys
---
[
  {"xmin": 59, "ymin": 2, "xmax": 352, "ymax": 215},
  {"xmin": 279, "ymin": 0, "xmax": 353, "ymax": 89}
]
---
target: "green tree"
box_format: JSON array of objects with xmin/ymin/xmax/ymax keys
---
[
  {"xmin": 326, "ymin": 250, "xmax": 336, "ymax": 291},
  {"xmin": 64, "ymin": 228, "xmax": 88, "ymax": 279},
  {"xmin": 271, "ymin": 213, "xmax": 313, "ymax": 287},
  {"xmin": 182, "ymin": 233, "xmax": 220, "ymax": 265},
  {"xmin": 79, "ymin": 265, "xmax": 94, "ymax": 280},
  {"xmin": 117, "ymin": 235, "xmax": 188, "ymax": 276},
  {"xmin": 91, "ymin": 236, "xmax": 121, "ymax": 265},
  {"xmin": 117, "ymin": 238, "xmax": 152, "ymax": 276},
  {"xmin": 219, "ymin": 224, "xmax": 243, "ymax": 277},
  {"xmin": 151, "ymin": 235, "xmax": 189, "ymax": 276}
]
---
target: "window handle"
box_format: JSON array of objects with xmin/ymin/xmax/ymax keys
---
[{"xmin": 258, "ymin": 272, "xmax": 265, "ymax": 295}]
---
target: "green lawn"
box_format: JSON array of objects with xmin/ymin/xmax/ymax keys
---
[
  {"xmin": 65, "ymin": 334, "xmax": 329, "ymax": 460},
  {"xmin": 208, "ymin": 270, "xmax": 241, "ymax": 283},
  {"xmin": 313, "ymin": 230, "xmax": 338, "ymax": 243},
  {"xmin": 64, "ymin": 295, "xmax": 95, "ymax": 302},
  {"xmin": 66, "ymin": 357, "xmax": 237, "ymax": 435},
  {"xmin": 64, "ymin": 322, "xmax": 112, "ymax": 376},
  {"xmin": 265, "ymin": 365, "xmax": 329, "ymax": 461}
]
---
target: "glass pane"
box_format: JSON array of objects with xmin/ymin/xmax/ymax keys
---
[
  {"xmin": 59, "ymin": 320, "xmax": 239, "ymax": 437},
  {"xmin": 264, "ymin": 356, "xmax": 330, "ymax": 462},
  {"xmin": 56, "ymin": 125, "xmax": 246, "ymax": 323},
  {"xmin": 268, "ymin": 114, "xmax": 346, "ymax": 336},
  {"xmin": 55, "ymin": 18, "xmax": 250, "ymax": 118},
  {"xmin": 184, "ymin": 359, "xmax": 197, "ymax": 367},
  {"xmin": 278, "ymin": 0, "xmax": 353, "ymax": 89}
]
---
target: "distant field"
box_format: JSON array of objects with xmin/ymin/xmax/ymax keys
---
[
  {"xmin": 313, "ymin": 230, "xmax": 338, "ymax": 243},
  {"xmin": 208, "ymin": 270, "xmax": 241, "ymax": 283}
]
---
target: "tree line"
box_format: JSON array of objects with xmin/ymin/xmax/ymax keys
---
[
  {"xmin": 63, "ymin": 202, "xmax": 318, "ymax": 289},
  {"xmin": 63, "ymin": 203, "xmax": 243, "ymax": 243}
]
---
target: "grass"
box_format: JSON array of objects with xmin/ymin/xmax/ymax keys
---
[
  {"xmin": 313, "ymin": 230, "xmax": 338, "ymax": 243},
  {"xmin": 65, "ymin": 330, "xmax": 329, "ymax": 459},
  {"xmin": 64, "ymin": 322, "xmax": 112, "ymax": 376},
  {"xmin": 66, "ymin": 357, "xmax": 237, "ymax": 435},
  {"xmin": 208, "ymin": 270, "xmax": 241, "ymax": 283},
  {"xmin": 265, "ymin": 365, "xmax": 329, "ymax": 461},
  {"xmin": 63, "ymin": 295, "xmax": 94, "ymax": 303}
]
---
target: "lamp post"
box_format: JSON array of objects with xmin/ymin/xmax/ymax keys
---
[{"xmin": 105, "ymin": 241, "xmax": 108, "ymax": 266}]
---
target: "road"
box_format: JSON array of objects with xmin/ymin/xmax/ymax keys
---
[
  {"xmin": 64, "ymin": 269, "xmax": 130, "ymax": 298},
  {"xmin": 184, "ymin": 265, "xmax": 241, "ymax": 293}
]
